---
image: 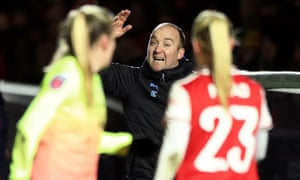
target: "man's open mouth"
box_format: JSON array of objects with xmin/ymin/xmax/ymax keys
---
[{"xmin": 154, "ymin": 57, "xmax": 165, "ymax": 61}]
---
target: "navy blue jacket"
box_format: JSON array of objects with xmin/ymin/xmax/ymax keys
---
[{"xmin": 100, "ymin": 57, "xmax": 194, "ymax": 179}]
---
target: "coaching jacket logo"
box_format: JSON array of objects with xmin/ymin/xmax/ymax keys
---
[{"xmin": 149, "ymin": 82, "xmax": 159, "ymax": 98}]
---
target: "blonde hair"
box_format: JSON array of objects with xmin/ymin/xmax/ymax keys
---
[
  {"xmin": 46, "ymin": 5, "xmax": 114, "ymax": 106},
  {"xmin": 191, "ymin": 10, "xmax": 233, "ymax": 109}
]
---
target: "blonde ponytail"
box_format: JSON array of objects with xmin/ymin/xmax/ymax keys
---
[
  {"xmin": 209, "ymin": 20, "xmax": 232, "ymax": 110},
  {"xmin": 71, "ymin": 12, "xmax": 93, "ymax": 106}
]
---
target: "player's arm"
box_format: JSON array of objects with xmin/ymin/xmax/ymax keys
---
[
  {"xmin": 98, "ymin": 131, "xmax": 133, "ymax": 156},
  {"xmin": 154, "ymin": 84, "xmax": 191, "ymax": 180},
  {"xmin": 256, "ymin": 89, "xmax": 273, "ymax": 161},
  {"xmin": 256, "ymin": 129, "xmax": 269, "ymax": 161}
]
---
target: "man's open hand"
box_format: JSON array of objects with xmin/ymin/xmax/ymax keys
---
[{"xmin": 113, "ymin": 9, "xmax": 133, "ymax": 38}]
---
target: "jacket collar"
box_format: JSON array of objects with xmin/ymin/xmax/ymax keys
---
[{"xmin": 141, "ymin": 57, "xmax": 195, "ymax": 82}]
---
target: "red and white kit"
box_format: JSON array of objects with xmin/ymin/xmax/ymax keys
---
[{"xmin": 155, "ymin": 68, "xmax": 273, "ymax": 180}]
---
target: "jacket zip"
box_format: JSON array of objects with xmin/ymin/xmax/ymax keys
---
[{"xmin": 160, "ymin": 73, "xmax": 165, "ymax": 83}]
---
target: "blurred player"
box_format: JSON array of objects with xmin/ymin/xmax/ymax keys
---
[
  {"xmin": 154, "ymin": 9, "xmax": 273, "ymax": 180},
  {"xmin": 9, "ymin": 4, "xmax": 132, "ymax": 180}
]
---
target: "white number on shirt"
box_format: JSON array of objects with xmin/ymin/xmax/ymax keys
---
[{"xmin": 194, "ymin": 105, "xmax": 258, "ymax": 173}]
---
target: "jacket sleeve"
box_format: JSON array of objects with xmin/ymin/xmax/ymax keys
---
[{"xmin": 100, "ymin": 63, "xmax": 138, "ymax": 98}]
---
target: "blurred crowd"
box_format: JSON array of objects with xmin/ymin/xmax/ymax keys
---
[{"xmin": 0, "ymin": 0, "xmax": 299, "ymax": 84}]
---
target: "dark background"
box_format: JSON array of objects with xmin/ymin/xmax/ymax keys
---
[
  {"xmin": 1, "ymin": 0, "xmax": 300, "ymax": 83},
  {"xmin": 1, "ymin": 0, "xmax": 300, "ymax": 179}
]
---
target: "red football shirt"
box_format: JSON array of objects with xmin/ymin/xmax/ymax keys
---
[{"xmin": 158, "ymin": 68, "xmax": 272, "ymax": 180}]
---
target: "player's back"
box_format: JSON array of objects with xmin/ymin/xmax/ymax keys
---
[{"xmin": 176, "ymin": 71, "xmax": 263, "ymax": 180}]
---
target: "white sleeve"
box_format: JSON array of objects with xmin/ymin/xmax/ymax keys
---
[
  {"xmin": 259, "ymin": 89, "xmax": 273, "ymax": 130},
  {"xmin": 154, "ymin": 84, "xmax": 191, "ymax": 180},
  {"xmin": 256, "ymin": 89, "xmax": 273, "ymax": 161},
  {"xmin": 256, "ymin": 129, "xmax": 269, "ymax": 161}
]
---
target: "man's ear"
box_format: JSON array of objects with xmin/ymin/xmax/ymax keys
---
[{"xmin": 177, "ymin": 48, "xmax": 185, "ymax": 60}]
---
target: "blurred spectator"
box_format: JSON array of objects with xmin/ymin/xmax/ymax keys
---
[
  {"xmin": 235, "ymin": 29, "xmax": 262, "ymax": 70},
  {"xmin": 0, "ymin": 10, "xmax": 11, "ymax": 79},
  {"xmin": 258, "ymin": 35, "xmax": 280, "ymax": 70},
  {"xmin": 8, "ymin": 4, "xmax": 36, "ymax": 83},
  {"xmin": 33, "ymin": 0, "xmax": 67, "ymax": 83},
  {"xmin": 287, "ymin": 39, "xmax": 300, "ymax": 71}
]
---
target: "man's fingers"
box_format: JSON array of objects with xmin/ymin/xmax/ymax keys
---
[
  {"xmin": 112, "ymin": 19, "xmax": 132, "ymax": 29},
  {"xmin": 123, "ymin": 24, "xmax": 133, "ymax": 32},
  {"xmin": 114, "ymin": 9, "xmax": 131, "ymax": 22},
  {"xmin": 112, "ymin": 9, "xmax": 132, "ymax": 37}
]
